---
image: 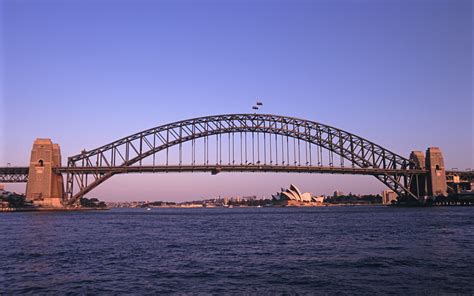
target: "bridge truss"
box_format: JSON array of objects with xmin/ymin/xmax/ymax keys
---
[
  {"xmin": 63, "ymin": 114, "xmax": 426, "ymax": 205},
  {"xmin": 0, "ymin": 167, "xmax": 29, "ymax": 183}
]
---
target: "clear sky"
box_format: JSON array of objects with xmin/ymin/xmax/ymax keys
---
[{"xmin": 1, "ymin": 0, "xmax": 472, "ymax": 201}]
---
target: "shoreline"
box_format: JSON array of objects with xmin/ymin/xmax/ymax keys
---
[
  {"xmin": 116, "ymin": 203, "xmax": 385, "ymax": 209},
  {"xmin": 0, "ymin": 207, "xmax": 108, "ymax": 213},
  {"xmin": 3, "ymin": 202, "xmax": 473, "ymax": 212}
]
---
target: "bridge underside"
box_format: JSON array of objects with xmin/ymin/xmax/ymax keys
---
[
  {"xmin": 58, "ymin": 165, "xmax": 425, "ymax": 176},
  {"xmin": 60, "ymin": 165, "xmax": 427, "ymax": 203},
  {"xmin": 0, "ymin": 167, "xmax": 29, "ymax": 183},
  {"xmin": 1, "ymin": 164, "xmax": 427, "ymax": 203},
  {"xmin": 1, "ymin": 165, "xmax": 472, "ymax": 205}
]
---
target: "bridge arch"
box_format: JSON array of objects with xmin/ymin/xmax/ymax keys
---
[{"xmin": 65, "ymin": 114, "xmax": 418, "ymax": 205}]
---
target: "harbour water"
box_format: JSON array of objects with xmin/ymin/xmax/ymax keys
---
[{"xmin": 1, "ymin": 206, "xmax": 473, "ymax": 294}]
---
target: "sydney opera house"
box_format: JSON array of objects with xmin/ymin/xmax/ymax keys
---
[{"xmin": 272, "ymin": 184, "xmax": 319, "ymax": 203}]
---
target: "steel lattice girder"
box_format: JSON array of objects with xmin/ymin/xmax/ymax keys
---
[
  {"xmin": 0, "ymin": 167, "xmax": 29, "ymax": 183},
  {"xmin": 64, "ymin": 114, "xmax": 418, "ymax": 204},
  {"xmin": 57, "ymin": 165, "xmax": 425, "ymax": 175},
  {"xmin": 0, "ymin": 174, "xmax": 28, "ymax": 183}
]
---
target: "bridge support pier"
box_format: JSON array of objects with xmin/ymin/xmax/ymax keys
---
[
  {"xmin": 26, "ymin": 139, "xmax": 65, "ymax": 208},
  {"xmin": 410, "ymin": 151, "xmax": 427, "ymax": 198},
  {"xmin": 408, "ymin": 148, "xmax": 448, "ymax": 201},
  {"xmin": 426, "ymin": 147, "xmax": 447, "ymax": 197}
]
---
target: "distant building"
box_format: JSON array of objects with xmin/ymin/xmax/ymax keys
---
[
  {"xmin": 272, "ymin": 184, "xmax": 315, "ymax": 202},
  {"xmin": 382, "ymin": 190, "xmax": 398, "ymax": 204},
  {"xmin": 0, "ymin": 200, "xmax": 9, "ymax": 208},
  {"xmin": 333, "ymin": 191, "xmax": 344, "ymax": 197},
  {"xmin": 313, "ymin": 195, "xmax": 325, "ymax": 203},
  {"xmin": 0, "ymin": 189, "xmax": 13, "ymax": 198},
  {"xmin": 243, "ymin": 195, "xmax": 257, "ymax": 201}
]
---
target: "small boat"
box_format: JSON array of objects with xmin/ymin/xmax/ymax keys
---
[{"xmin": 146, "ymin": 207, "xmax": 151, "ymax": 211}]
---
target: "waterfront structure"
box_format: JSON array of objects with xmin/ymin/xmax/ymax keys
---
[
  {"xmin": 409, "ymin": 148, "xmax": 449, "ymax": 198},
  {"xmin": 313, "ymin": 195, "xmax": 325, "ymax": 203},
  {"xmin": 0, "ymin": 185, "xmax": 9, "ymax": 199},
  {"xmin": 272, "ymin": 184, "xmax": 315, "ymax": 202},
  {"xmin": 0, "ymin": 188, "xmax": 11, "ymax": 198},
  {"xmin": 382, "ymin": 190, "xmax": 397, "ymax": 205},
  {"xmin": 426, "ymin": 147, "xmax": 448, "ymax": 197},
  {"xmin": 25, "ymin": 139, "xmax": 64, "ymax": 208},
  {"xmin": 0, "ymin": 113, "xmax": 473, "ymax": 208}
]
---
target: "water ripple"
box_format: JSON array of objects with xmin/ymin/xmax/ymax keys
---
[{"xmin": 1, "ymin": 207, "xmax": 473, "ymax": 294}]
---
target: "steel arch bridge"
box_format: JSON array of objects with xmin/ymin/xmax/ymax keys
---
[{"xmin": 62, "ymin": 113, "xmax": 428, "ymax": 205}]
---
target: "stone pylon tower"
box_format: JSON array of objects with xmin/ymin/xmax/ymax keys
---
[
  {"xmin": 409, "ymin": 151, "xmax": 427, "ymax": 197},
  {"xmin": 425, "ymin": 147, "xmax": 448, "ymax": 197},
  {"xmin": 26, "ymin": 139, "xmax": 64, "ymax": 207}
]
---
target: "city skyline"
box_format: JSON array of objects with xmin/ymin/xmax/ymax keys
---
[{"xmin": 1, "ymin": 0, "xmax": 472, "ymax": 201}]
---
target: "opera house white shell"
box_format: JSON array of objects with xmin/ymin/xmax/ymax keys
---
[{"xmin": 272, "ymin": 184, "xmax": 315, "ymax": 202}]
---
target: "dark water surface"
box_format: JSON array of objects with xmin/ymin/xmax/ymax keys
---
[{"xmin": 1, "ymin": 206, "xmax": 473, "ymax": 294}]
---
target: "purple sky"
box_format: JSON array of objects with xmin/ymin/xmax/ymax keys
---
[{"xmin": 1, "ymin": 0, "xmax": 472, "ymax": 201}]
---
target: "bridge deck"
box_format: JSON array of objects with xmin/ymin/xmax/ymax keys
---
[
  {"xmin": 1, "ymin": 166, "xmax": 472, "ymax": 183},
  {"xmin": 0, "ymin": 167, "xmax": 29, "ymax": 182},
  {"xmin": 56, "ymin": 165, "xmax": 427, "ymax": 176}
]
